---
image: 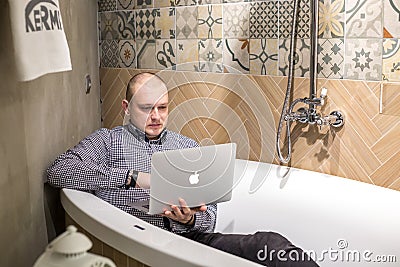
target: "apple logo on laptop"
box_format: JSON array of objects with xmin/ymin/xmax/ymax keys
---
[{"xmin": 189, "ymin": 171, "xmax": 200, "ymax": 185}]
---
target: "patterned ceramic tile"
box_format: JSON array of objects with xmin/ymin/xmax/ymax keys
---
[
  {"xmin": 99, "ymin": 0, "xmax": 116, "ymax": 11},
  {"xmin": 136, "ymin": 0, "xmax": 152, "ymax": 8},
  {"xmin": 345, "ymin": 0, "xmax": 382, "ymax": 38},
  {"xmin": 297, "ymin": 0, "xmax": 311, "ymax": 38},
  {"xmin": 136, "ymin": 39, "xmax": 156, "ymax": 68},
  {"xmin": 279, "ymin": 38, "xmax": 310, "ymax": 77},
  {"xmin": 176, "ymin": 39, "xmax": 199, "ymax": 71},
  {"xmin": 175, "ymin": 0, "xmax": 197, "ymax": 6},
  {"xmin": 176, "ymin": 6, "xmax": 198, "ymax": 39},
  {"xmin": 279, "ymin": 0, "xmax": 310, "ymax": 38},
  {"xmin": 318, "ymin": 0, "xmax": 345, "ymax": 38},
  {"xmin": 198, "ymin": 0, "xmax": 221, "ymax": 4},
  {"xmin": 317, "ymin": 38, "xmax": 344, "ymax": 79},
  {"xmin": 249, "ymin": 39, "xmax": 278, "ymax": 75},
  {"xmin": 156, "ymin": 39, "xmax": 176, "ymax": 69},
  {"xmin": 278, "ymin": 0, "xmax": 293, "ymax": 39},
  {"xmin": 117, "ymin": 0, "xmax": 135, "ymax": 10},
  {"xmin": 155, "ymin": 8, "xmax": 175, "ymax": 39},
  {"xmin": 117, "ymin": 11, "xmax": 135, "ymax": 39},
  {"xmin": 198, "ymin": 5, "xmax": 223, "ymax": 39},
  {"xmin": 383, "ymin": 39, "xmax": 400, "ymax": 81},
  {"xmin": 384, "ymin": 0, "xmax": 400, "ymax": 38},
  {"xmin": 199, "ymin": 39, "xmax": 223, "ymax": 72},
  {"xmin": 250, "ymin": 1, "xmax": 279, "ymax": 39},
  {"xmin": 100, "ymin": 12, "xmax": 119, "ymax": 40},
  {"xmin": 223, "ymin": 39, "xmax": 250, "ymax": 73},
  {"xmin": 344, "ymin": 39, "xmax": 382, "ymax": 81},
  {"xmin": 119, "ymin": 40, "xmax": 136, "ymax": 67},
  {"xmin": 136, "ymin": 9, "xmax": 156, "ymax": 39},
  {"xmin": 101, "ymin": 40, "xmax": 119, "ymax": 67},
  {"xmin": 154, "ymin": 0, "xmax": 174, "ymax": 7},
  {"xmin": 223, "ymin": 3, "xmax": 250, "ymax": 38}
]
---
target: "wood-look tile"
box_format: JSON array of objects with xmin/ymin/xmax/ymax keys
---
[
  {"xmin": 381, "ymin": 82, "xmax": 400, "ymax": 116},
  {"xmin": 371, "ymin": 151, "xmax": 400, "ymax": 188},
  {"xmin": 211, "ymin": 124, "xmax": 230, "ymax": 144},
  {"xmin": 372, "ymin": 123, "xmax": 400, "ymax": 163},
  {"xmin": 335, "ymin": 140, "xmax": 374, "ymax": 184},
  {"xmin": 103, "ymin": 102, "xmax": 124, "ymax": 128},
  {"xmin": 319, "ymin": 151, "xmax": 343, "ymax": 178},
  {"xmin": 113, "ymin": 249, "xmax": 128, "ymax": 267},
  {"xmin": 338, "ymin": 123, "xmax": 381, "ymax": 175},
  {"xmin": 190, "ymin": 119, "xmax": 212, "ymax": 140},
  {"xmin": 102, "ymin": 76, "xmax": 124, "ymax": 112},
  {"xmin": 88, "ymin": 232, "xmax": 103, "ymax": 256},
  {"xmin": 101, "ymin": 69, "xmax": 122, "ymax": 99},
  {"xmin": 324, "ymin": 79, "xmax": 381, "ymax": 147},
  {"xmin": 239, "ymin": 105, "xmax": 262, "ymax": 154},
  {"xmin": 252, "ymin": 76, "xmax": 284, "ymax": 111},
  {"xmin": 100, "ymin": 69, "xmax": 400, "ymax": 192},
  {"xmin": 340, "ymin": 80, "xmax": 380, "ymax": 119},
  {"xmin": 119, "ymin": 70, "xmax": 134, "ymax": 93},
  {"xmin": 180, "ymin": 121, "xmax": 199, "ymax": 142},
  {"xmin": 192, "ymin": 82, "xmax": 214, "ymax": 97},
  {"xmin": 293, "ymin": 140, "xmax": 330, "ymax": 172},
  {"xmin": 203, "ymin": 118, "xmax": 220, "ymax": 136},
  {"xmin": 170, "ymin": 90, "xmax": 187, "ymax": 108},
  {"xmin": 128, "ymin": 256, "xmax": 146, "ymax": 267},
  {"xmin": 102, "ymin": 242, "xmax": 115, "ymax": 261},
  {"xmin": 289, "ymin": 126, "xmax": 324, "ymax": 165},
  {"xmin": 208, "ymin": 85, "xmax": 229, "ymax": 100},
  {"xmin": 388, "ymin": 178, "xmax": 400, "ymax": 193},
  {"xmin": 372, "ymin": 113, "xmax": 400, "ymax": 134},
  {"xmin": 179, "ymin": 83, "xmax": 200, "ymax": 100}
]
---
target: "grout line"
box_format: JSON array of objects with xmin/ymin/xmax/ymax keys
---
[{"xmin": 379, "ymin": 82, "xmax": 383, "ymax": 114}]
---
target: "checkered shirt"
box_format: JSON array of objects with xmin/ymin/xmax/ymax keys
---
[{"xmin": 47, "ymin": 123, "xmax": 217, "ymax": 234}]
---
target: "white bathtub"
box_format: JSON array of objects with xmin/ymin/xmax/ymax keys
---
[{"xmin": 61, "ymin": 159, "xmax": 400, "ymax": 266}]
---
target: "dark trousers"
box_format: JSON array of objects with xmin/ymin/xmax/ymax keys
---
[{"xmin": 181, "ymin": 231, "xmax": 319, "ymax": 267}]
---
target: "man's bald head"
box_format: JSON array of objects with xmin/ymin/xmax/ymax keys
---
[{"xmin": 126, "ymin": 72, "xmax": 166, "ymax": 102}]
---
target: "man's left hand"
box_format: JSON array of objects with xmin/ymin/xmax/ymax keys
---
[{"xmin": 162, "ymin": 198, "xmax": 207, "ymax": 225}]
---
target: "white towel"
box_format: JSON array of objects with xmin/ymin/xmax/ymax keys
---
[{"xmin": 8, "ymin": 0, "xmax": 72, "ymax": 81}]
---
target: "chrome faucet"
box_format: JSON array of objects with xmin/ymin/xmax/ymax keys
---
[{"xmin": 284, "ymin": 88, "xmax": 345, "ymax": 129}]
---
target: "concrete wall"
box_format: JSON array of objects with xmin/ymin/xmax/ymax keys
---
[{"xmin": 0, "ymin": 0, "xmax": 101, "ymax": 266}]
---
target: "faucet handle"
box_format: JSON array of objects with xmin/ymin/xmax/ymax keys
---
[
  {"xmin": 320, "ymin": 87, "xmax": 328, "ymax": 98},
  {"xmin": 330, "ymin": 111, "xmax": 344, "ymax": 128}
]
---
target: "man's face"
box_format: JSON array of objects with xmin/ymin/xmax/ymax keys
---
[{"xmin": 127, "ymin": 77, "xmax": 169, "ymax": 140}]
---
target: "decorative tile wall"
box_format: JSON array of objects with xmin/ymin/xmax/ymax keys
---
[
  {"xmin": 98, "ymin": 1, "xmax": 400, "ymax": 193},
  {"xmin": 98, "ymin": 0, "xmax": 400, "ymax": 82}
]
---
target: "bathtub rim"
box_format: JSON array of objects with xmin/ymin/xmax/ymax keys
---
[{"xmin": 60, "ymin": 187, "xmax": 261, "ymax": 267}]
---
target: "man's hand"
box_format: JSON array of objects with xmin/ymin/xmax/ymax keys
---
[
  {"xmin": 163, "ymin": 198, "xmax": 207, "ymax": 225},
  {"xmin": 135, "ymin": 172, "xmax": 150, "ymax": 189}
]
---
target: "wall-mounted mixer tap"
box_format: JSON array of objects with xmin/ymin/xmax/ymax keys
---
[{"xmin": 284, "ymin": 88, "xmax": 345, "ymax": 128}]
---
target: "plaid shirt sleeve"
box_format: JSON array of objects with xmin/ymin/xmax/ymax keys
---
[{"xmin": 46, "ymin": 128, "xmax": 127, "ymax": 191}]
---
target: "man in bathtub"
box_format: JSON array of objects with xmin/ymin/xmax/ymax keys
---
[{"xmin": 47, "ymin": 72, "xmax": 318, "ymax": 267}]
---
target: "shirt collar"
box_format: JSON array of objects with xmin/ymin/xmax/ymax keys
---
[{"xmin": 125, "ymin": 122, "xmax": 167, "ymax": 144}]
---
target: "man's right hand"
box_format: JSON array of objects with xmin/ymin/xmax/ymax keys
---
[{"xmin": 136, "ymin": 172, "xmax": 150, "ymax": 189}]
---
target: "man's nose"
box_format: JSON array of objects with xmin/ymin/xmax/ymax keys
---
[{"xmin": 150, "ymin": 107, "xmax": 160, "ymax": 120}]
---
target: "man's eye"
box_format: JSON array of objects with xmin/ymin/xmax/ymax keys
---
[{"xmin": 141, "ymin": 107, "xmax": 152, "ymax": 112}]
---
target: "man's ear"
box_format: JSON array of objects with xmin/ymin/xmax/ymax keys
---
[{"xmin": 122, "ymin": 99, "xmax": 130, "ymax": 115}]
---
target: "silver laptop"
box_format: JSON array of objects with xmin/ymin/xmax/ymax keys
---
[{"xmin": 134, "ymin": 143, "xmax": 236, "ymax": 215}]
